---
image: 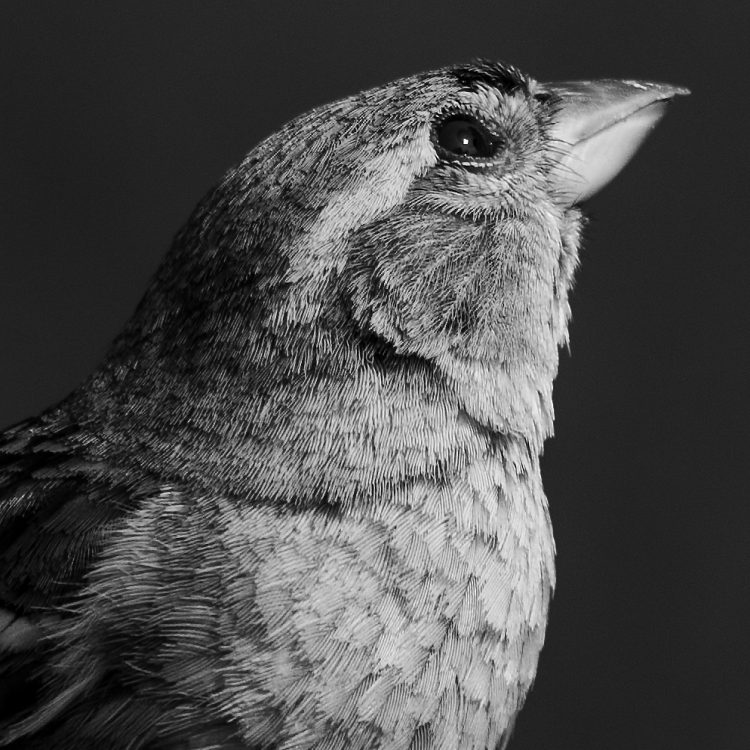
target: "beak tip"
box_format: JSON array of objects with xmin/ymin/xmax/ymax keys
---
[{"xmin": 627, "ymin": 80, "xmax": 691, "ymax": 101}]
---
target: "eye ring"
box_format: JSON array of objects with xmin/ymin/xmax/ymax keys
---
[{"xmin": 432, "ymin": 113, "xmax": 502, "ymax": 163}]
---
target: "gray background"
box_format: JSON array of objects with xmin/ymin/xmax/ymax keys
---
[{"xmin": 1, "ymin": 2, "xmax": 747, "ymax": 748}]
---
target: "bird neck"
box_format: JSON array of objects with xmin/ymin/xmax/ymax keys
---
[{"xmin": 69, "ymin": 324, "xmax": 556, "ymax": 510}]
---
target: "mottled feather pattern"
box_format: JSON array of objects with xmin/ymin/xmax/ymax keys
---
[{"xmin": 0, "ymin": 58, "xmax": 677, "ymax": 748}]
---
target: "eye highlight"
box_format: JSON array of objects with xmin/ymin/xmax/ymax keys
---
[{"xmin": 433, "ymin": 114, "xmax": 501, "ymax": 161}]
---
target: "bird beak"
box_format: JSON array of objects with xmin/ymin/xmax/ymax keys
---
[{"xmin": 543, "ymin": 79, "xmax": 689, "ymax": 204}]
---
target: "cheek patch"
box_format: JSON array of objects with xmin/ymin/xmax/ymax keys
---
[{"xmin": 344, "ymin": 205, "xmax": 564, "ymax": 364}]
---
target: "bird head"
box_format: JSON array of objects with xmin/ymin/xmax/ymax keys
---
[{"xmin": 85, "ymin": 60, "xmax": 686, "ymax": 461}]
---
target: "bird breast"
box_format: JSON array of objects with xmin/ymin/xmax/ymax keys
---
[{"xmin": 74, "ymin": 433, "xmax": 554, "ymax": 749}]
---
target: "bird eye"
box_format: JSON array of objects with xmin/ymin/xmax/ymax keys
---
[{"xmin": 434, "ymin": 115, "xmax": 499, "ymax": 160}]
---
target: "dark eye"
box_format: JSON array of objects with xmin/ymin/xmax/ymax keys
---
[{"xmin": 434, "ymin": 115, "xmax": 499, "ymax": 160}]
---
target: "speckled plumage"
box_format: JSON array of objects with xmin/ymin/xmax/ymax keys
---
[{"xmin": 0, "ymin": 60, "xmax": 684, "ymax": 748}]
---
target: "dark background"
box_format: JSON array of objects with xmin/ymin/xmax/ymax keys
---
[{"xmin": 1, "ymin": 2, "xmax": 747, "ymax": 748}]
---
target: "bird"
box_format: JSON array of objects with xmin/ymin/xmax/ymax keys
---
[{"xmin": 0, "ymin": 59, "xmax": 687, "ymax": 749}]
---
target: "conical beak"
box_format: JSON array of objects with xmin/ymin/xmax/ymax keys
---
[{"xmin": 543, "ymin": 79, "xmax": 689, "ymax": 204}]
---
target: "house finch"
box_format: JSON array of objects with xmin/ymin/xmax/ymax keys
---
[{"xmin": 0, "ymin": 59, "xmax": 687, "ymax": 749}]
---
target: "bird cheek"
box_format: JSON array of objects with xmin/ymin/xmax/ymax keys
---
[
  {"xmin": 346, "ymin": 258, "xmax": 449, "ymax": 359},
  {"xmin": 344, "ymin": 215, "xmax": 456, "ymax": 358},
  {"xmin": 344, "ymin": 210, "xmax": 503, "ymax": 360}
]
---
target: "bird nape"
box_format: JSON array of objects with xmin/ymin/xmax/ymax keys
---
[{"xmin": 0, "ymin": 60, "xmax": 687, "ymax": 749}]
